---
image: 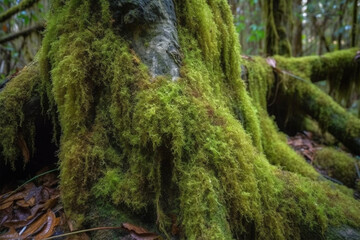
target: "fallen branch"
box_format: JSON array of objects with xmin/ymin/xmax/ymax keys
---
[
  {"xmin": 0, "ymin": 23, "xmax": 44, "ymax": 44},
  {"xmin": 0, "ymin": 0, "xmax": 40, "ymax": 23}
]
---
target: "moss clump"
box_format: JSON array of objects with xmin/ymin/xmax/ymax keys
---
[
  {"xmin": 0, "ymin": 0, "xmax": 357, "ymax": 239},
  {"xmin": 314, "ymin": 147, "xmax": 358, "ymax": 187},
  {"xmin": 275, "ymin": 48, "xmax": 360, "ymax": 104},
  {"xmin": 243, "ymin": 57, "xmax": 318, "ymax": 178},
  {"xmin": 0, "ymin": 62, "xmax": 40, "ymax": 169}
]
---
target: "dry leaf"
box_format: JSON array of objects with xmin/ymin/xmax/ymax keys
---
[
  {"xmin": 122, "ymin": 223, "xmax": 159, "ymax": 240},
  {"xmin": 0, "ymin": 227, "xmax": 19, "ymax": 239},
  {"xmin": 16, "ymin": 197, "xmax": 36, "ymax": 208},
  {"xmin": 19, "ymin": 211, "xmax": 50, "ymax": 239},
  {"xmin": 33, "ymin": 211, "xmax": 60, "ymax": 240},
  {"xmin": 0, "ymin": 202, "xmax": 12, "ymax": 211}
]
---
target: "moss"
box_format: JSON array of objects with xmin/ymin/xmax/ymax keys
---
[
  {"xmin": 275, "ymin": 48, "xmax": 360, "ymax": 104},
  {"xmin": 0, "ymin": 0, "xmax": 354, "ymax": 238},
  {"xmin": 0, "ymin": 62, "xmax": 40, "ymax": 169},
  {"xmin": 243, "ymin": 57, "xmax": 318, "ymax": 178},
  {"xmin": 314, "ymin": 147, "xmax": 358, "ymax": 187},
  {"xmin": 0, "ymin": 0, "xmax": 39, "ymax": 23}
]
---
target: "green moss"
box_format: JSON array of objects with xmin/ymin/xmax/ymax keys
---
[
  {"xmin": 314, "ymin": 147, "xmax": 358, "ymax": 187},
  {"xmin": 0, "ymin": 62, "xmax": 40, "ymax": 169},
  {"xmin": 243, "ymin": 57, "xmax": 318, "ymax": 178},
  {"xmin": 0, "ymin": 0, "xmax": 39, "ymax": 23},
  {"xmin": 275, "ymin": 48, "xmax": 360, "ymax": 104}
]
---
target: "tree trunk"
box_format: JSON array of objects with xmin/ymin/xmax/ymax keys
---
[
  {"xmin": 0, "ymin": 1, "xmax": 360, "ymax": 239},
  {"xmin": 263, "ymin": 0, "xmax": 292, "ymax": 56},
  {"xmin": 292, "ymin": 0, "xmax": 303, "ymax": 56},
  {"xmin": 352, "ymin": 0, "xmax": 358, "ymax": 47}
]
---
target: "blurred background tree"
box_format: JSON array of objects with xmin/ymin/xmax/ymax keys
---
[
  {"xmin": 0, "ymin": 0, "xmax": 48, "ymax": 82},
  {"xmin": 229, "ymin": 0, "xmax": 360, "ymax": 115},
  {"xmin": 229, "ymin": 0, "xmax": 359, "ymax": 56},
  {"xmin": 0, "ymin": 0, "xmax": 359, "ymax": 114}
]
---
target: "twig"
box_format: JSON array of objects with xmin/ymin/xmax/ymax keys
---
[
  {"xmin": 355, "ymin": 156, "xmax": 360, "ymax": 178},
  {"xmin": 43, "ymin": 226, "xmax": 124, "ymax": 240},
  {"xmin": 322, "ymin": 175, "xmax": 344, "ymax": 185},
  {"xmin": 0, "ymin": 168, "xmax": 59, "ymax": 202}
]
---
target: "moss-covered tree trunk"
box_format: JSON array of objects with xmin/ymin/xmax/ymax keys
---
[
  {"xmin": 1, "ymin": 0, "xmax": 360, "ymax": 239},
  {"xmin": 263, "ymin": 0, "xmax": 292, "ymax": 56}
]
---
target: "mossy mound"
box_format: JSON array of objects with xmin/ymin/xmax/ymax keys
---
[
  {"xmin": 314, "ymin": 147, "xmax": 358, "ymax": 187},
  {"xmin": 0, "ymin": 0, "xmax": 359, "ymax": 239}
]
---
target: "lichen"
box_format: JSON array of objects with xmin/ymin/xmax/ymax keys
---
[{"xmin": 314, "ymin": 147, "xmax": 358, "ymax": 187}]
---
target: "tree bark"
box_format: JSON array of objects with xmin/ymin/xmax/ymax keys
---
[
  {"xmin": 352, "ymin": 0, "xmax": 358, "ymax": 47},
  {"xmin": 263, "ymin": 0, "xmax": 292, "ymax": 56}
]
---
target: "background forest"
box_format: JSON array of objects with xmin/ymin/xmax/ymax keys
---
[{"xmin": 1, "ymin": 0, "xmax": 359, "ymax": 114}]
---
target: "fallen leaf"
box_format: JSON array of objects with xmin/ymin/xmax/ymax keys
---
[
  {"xmin": 19, "ymin": 211, "xmax": 50, "ymax": 239},
  {"xmin": 0, "ymin": 202, "xmax": 12, "ymax": 211},
  {"xmin": 122, "ymin": 223, "xmax": 160, "ymax": 240},
  {"xmin": 33, "ymin": 211, "xmax": 60, "ymax": 240},
  {"xmin": 0, "ymin": 227, "xmax": 19, "ymax": 239},
  {"xmin": 16, "ymin": 197, "xmax": 36, "ymax": 208},
  {"xmin": 122, "ymin": 223, "xmax": 150, "ymax": 235}
]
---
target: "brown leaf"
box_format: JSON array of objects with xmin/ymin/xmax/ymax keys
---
[
  {"xmin": 19, "ymin": 211, "xmax": 50, "ymax": 239},
  {"xmin": 33, "ymin": 211, "xmax": 60, "ymax": 240},
  {"xmin": 0, "ymin": 227, "xmax": 19, "ymax": 239},
  {"xmin": 17, "ymin": 132, "xmax": 30, "ymax": 164},
  {"xmin": 0, "ymin": 201, "xmax": 12, "ymax": 210},
  {"xmin": 16, "ymin": 197, "xmax": 36, "ymax": 208},
  {"xmin": 0, "ymin": 183, "xmax": 35, "ymax": 204},
  {"xmin": 3, "ymin": 212, "xmax": 42, "ymax": 229},
  {"xmin": 122, "ymin": 223, "xmax": 150, "ymax": 235},
  {"xmin": 122, "ymin": 223, "xmax": 160, "ymax": 240},
  {"xmin": 43, "ymin": 196, "xmax": 59, "ymax": 210}
]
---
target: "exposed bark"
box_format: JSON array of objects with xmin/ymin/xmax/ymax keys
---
[{"xmin": 109, "ymin": 0, "xmax": 181, "ymax": 80}]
